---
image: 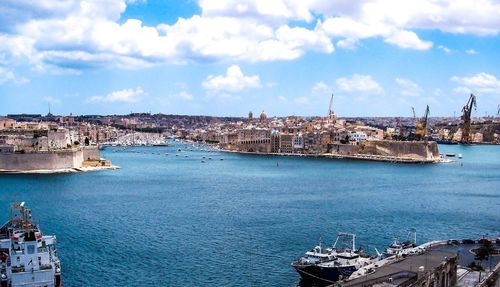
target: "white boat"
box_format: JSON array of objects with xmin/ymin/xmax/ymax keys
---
[
  {"xmin": 292, "ymin": 233, "xmax": 373, "ymax": 283},
  {"xmin": 0, "ymin": 202, "xmax": 62, "ymax": 287}
]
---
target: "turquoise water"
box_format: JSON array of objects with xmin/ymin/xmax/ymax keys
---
[{"xmin": 0, "ymin": 143, "xmax": 499, "ymax": 286}]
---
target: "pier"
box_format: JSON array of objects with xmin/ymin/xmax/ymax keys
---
[{"xmin": 330, "ymin": 241, "xmax": 500, "ymax": 287}]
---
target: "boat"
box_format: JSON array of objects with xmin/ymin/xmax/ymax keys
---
[
  {"xmin": 445, "ymin": 153, "xmax": 456, "ymax": 157},
  {"xmin": 458, "ymin": 153, "xmax": 463, "ymax": 159},
  {"xmin": 0, "ymin": 202, "xmax": 62, "ymax": 287},
  {"xmin": 385, "ymin": 228, "xmax": 420, "ymax": 256},
  {"xmin": 292, "ymin": 233, "xmax": 372, "ymax": 284}
]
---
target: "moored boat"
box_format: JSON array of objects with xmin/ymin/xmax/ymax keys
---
[
  {"xmin": 0, "ymin": 202, "xmax": 62, "ymax": 287},
  {"xmin": 292, "ymin": 233, "xmax": 373, "ymax": 284}
]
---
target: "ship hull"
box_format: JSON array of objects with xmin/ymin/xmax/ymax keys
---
[{"xmin": 293, "ymin": 264, "xmax": 357, "ymax": 283}]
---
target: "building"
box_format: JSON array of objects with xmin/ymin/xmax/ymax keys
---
[
  {"xmin": 348, "ymin": 131, "xmax": 367, "ymax": 144},
  {"xmin": 259, "ymin": 111, "xmax": 267, "ymax": 123},
  {"xmin": 0, "ymin": 118, "xmax": 15, "ymax": 130}
]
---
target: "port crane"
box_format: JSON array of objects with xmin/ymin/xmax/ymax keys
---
[
  {"xmin": 460, "ymin": 93, "xmax": 477, "ymax": 143},
  {"xmin": 328, "ymin": 93, "xmax": 334, "ymax": 116},
  {"xmin": 325, "ymin": 93, "xmax": 336, "ymax": 124},
  {"xmin": 415, "ymin": 105, "xmax": 430, "ymax": 142}
]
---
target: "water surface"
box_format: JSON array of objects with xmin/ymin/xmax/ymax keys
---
[{"xmin": 0, "ymin": 143, "xmax": 499, "ymax": 286}]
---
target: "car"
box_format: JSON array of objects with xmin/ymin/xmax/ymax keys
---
[
  {"xmin": 462, "ymin": 239, "xmax": 475, "ymax": 244},
  {"xmin": 478, "ymin": 238, "xmax": 491, "ymax": 245},
  {"xmin": 447, "ymin": 239, "xmax": 460, "ymax": 245}
]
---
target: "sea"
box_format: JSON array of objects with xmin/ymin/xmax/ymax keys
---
[{"xmin": 0, "ymin": 142, "xmax": 499, "ymax": 286}]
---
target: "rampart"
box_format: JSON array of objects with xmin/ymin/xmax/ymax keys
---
[
  {"xmin": 358, "ymin": 140, "xmax": 440, "ymax": 160},
  {"xmin": 0, "ymin": 146, "xmax": 101, "ymax": 171}
]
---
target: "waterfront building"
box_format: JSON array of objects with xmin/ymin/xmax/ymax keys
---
[
  {"xmin": 348, "ymin": 131, "xmax": 368, "ymax": 144},
  {"xmin": 0, "ymin": 117, "xmax": 15, "ymax": 130},
  {"xmin": 293, "ymin": 133, "xmax": 304, "ymax": 151},
  {"xmin": 279, "ymin": 134, "xmax": 293, "ymax": 153}
]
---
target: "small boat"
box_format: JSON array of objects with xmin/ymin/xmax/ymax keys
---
[
  {"xmin": 385, "ymin": 228, "xmax": 419, "ymax": 256},
  {"xmin": 201, "ymin": 160, "xmax": 205, "ymax": 163},
  {"xmin": 445, "ymin": 153, "xmax": 456, "ymax": 157},
  {"xmin": 458, "ymin": 153, "xmax": 463, "ymax": 159}
]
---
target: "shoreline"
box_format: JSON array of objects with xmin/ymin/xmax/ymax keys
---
[
  {"xmin": 0, "ymin": 165, "xmax": 120, "ymax": 174},
  {"xmin": 217, "ymin": 148, "xmax": 450, "ymax": 164}
]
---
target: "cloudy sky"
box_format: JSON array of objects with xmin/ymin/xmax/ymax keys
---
[{"xmin": 0, "ymin": 0, "xmax": 499, "ymax": 117}]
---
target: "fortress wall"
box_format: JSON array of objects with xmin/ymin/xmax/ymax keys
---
[
  {"xmin": 0, "ymin": 149, "xmax": 88, "ymax": 171},
  {"xmin": 82, "ymin": 146, "xmax": 100, "ymax": 161},
  {"xmin": 330, "ymin": 144, "xmax": 360, "ymax": 155},
  {"xmin": 359, "ymin": 140, "xmax": 440, "ymax": 159}
]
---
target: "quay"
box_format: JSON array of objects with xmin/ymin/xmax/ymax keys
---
[
  {"xmin": 329, "ymin": 241, "xmax": 500, "ymax": 287},
  {"xmin": 219, "ymin": 149, "xmax": 447, "ymax": 164}
]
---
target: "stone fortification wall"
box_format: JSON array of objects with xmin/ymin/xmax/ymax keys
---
[
  {"xmin": 0, "ymin": 147, "xmax": 100, "ymax": 171},
  {"xmin": 330, "ymin": 144, "xmax": 360, "ymax": 155},
  {"xmin": 82, "ymin": 146, "xmax": 100, "ymax": 161},
  {"xmin": 359, "ymin": 140, "xmax": 440, "ymax": 159}
]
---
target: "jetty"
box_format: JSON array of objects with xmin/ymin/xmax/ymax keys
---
[{"xmin": 329, "ymin": 240, "xmax": 500, "ymax": 287}]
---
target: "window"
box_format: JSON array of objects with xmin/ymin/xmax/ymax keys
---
[{"xmin": 27, "ymin": 245, "xmax": 35, "ymax": 254}]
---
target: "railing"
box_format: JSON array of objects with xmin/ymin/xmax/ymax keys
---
[{"xmin": 477, "ymin": 263, "xmax": 500, "ymax": 287}]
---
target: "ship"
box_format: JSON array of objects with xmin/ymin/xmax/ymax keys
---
[
  {"xmin": 0, "ymin": 202, "xmax": 62, "ymax": 287},
  {"xmin": 385, "ymin": 228, "xmax": 418, "ymax": 256},
  {"xmin": 292, "ymin": 233, "xmax": 373, "ymax": 284}
]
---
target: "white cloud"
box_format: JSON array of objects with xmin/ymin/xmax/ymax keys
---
[
  {"xmin": 438, "ymin": 45, "xmax": 452, "ymax": 53},
  {"xmin": 311, "ymin": 81, "xmax": 332, "ymax": 94},
  {"xmin": 336, "ymin": 74, "xmax": 383, "ymax": 95},
  {"xmin": 0, "ymin": 0, "xmax": 499, "ymax": 71},
  {"xmin": 451, "ymin": 72, "xmax": 500, "ymax": 95},
  {"xmin": 396, "ymin": 78, "xmax": 422, "ymax": 97},
  {"xmin": 89, "ymin": 87, "xmax": 145, "ymax": 103},
  {"xmin": 384, "ymin": 30, "xmax": 433, "ymax": 50},
  {"xmin": 202, "ymin": 65, "xmax": 261, "ymax": 93},
  {"xmin": 177, "ymin": 91, "xmax": 193, "ymax": 101},
  {"xmin": 453, "ymin": 86, "xmax": 472, "ymax": 94},
  {"xmin": 0, "ymin": 66, "xmax": 29, "ymax": 85},
  {"xmin": 465, "ymin": 49, "xmax": 477, "ymax": 55}
]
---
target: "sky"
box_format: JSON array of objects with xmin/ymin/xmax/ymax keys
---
[{"xmin": 0, "ymin": 0, "xmax": 500, "ymax": 117}]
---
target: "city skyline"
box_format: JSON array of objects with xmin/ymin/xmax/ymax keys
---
[{"xmin": 1, "ymin": 0, "xmax": 500, "ymax": 117}]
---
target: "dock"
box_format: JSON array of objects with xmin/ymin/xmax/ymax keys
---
[{"xmin": 330, "ymin": 241, "xmax": 500, "ymax": 287}]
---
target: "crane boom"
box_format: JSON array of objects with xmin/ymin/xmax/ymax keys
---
[
  {"xmin": 415, "ymin": 105, "xmax": 430, "ymax": 142},
  {"xmin": 461, "ymin": 93, "xmax": 477, "ymax": 143},
  {"xmin": 328, "ymin": 93, "xmax": 334, "ymax": 116},
  {"xmin": 423, "ymin": 105, "xmax": 430, "ymax": 129}
]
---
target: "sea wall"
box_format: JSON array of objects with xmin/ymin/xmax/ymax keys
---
[
  {"xmin": 359, "ymin": 140, "xmax": 440, "ymax": 159},
  {"xmin": 82, "ymin": 146, "xmax": 100, "ymax": 161},
  {"xmin": 0, "ymin": 147, "xmax": 101, "ymax": 171}
]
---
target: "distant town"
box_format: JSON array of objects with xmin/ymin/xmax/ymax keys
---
[{"xmin": 1, "ymin": 94, "xmax": 499, "ymax": 171}]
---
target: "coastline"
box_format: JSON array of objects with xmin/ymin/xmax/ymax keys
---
[
  {"xmin": 0, "ymin": 165, "xmax": 120, "ymax": 174},
  {"xmin": 216, "ymin": 148, "xmax": 451, "ymax": 164}
]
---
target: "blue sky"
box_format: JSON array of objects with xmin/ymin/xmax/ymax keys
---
[{"xmin": 0, "ymin": 0, "xmax": 499, "ymax": 117}]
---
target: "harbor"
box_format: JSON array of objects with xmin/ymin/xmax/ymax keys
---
[{"xmin": 0, "ymin": 142, "xmax": 498, "ymax": 286}]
